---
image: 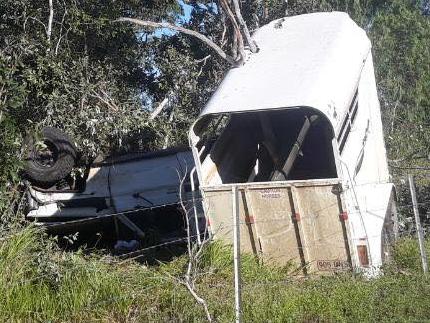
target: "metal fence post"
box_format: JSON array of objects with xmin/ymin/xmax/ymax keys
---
[
  {"xmin": 408, "ymin": 175, "xmax": 428, "ymax": 274},
  {"xmin": 232, "ymin": 185, "xmax": 242, "ymax": 322}
]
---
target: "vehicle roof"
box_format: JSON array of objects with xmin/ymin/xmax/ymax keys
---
[{"xmin": 194, "ymin": 12, "xmax": 370, "ymax": 128}]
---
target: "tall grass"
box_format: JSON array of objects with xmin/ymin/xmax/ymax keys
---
[
  {"xmin": 0, "ymin": 227, "xmax": 429, "ymax": 322},
  {"xmin": 0, "ymin": 228, "xmax": 131, "ymax": 321}
]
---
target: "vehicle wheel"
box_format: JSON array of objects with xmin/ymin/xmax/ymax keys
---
[{"xmin": 24, "ymin": 127, "xmax": 77, "ymax": 186}]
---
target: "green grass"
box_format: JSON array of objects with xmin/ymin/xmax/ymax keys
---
[
  {"xmin": 0, "ymin": 227, "xmax": 429, "ymax": 322},
  {"xmin": 0, "ymin": 228, "xmax": 130, "ymax": 321}
]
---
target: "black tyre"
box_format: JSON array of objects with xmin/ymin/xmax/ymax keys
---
[{"xmin": 24, "ymin": 127, "xmax": 77, "ymax": 186}]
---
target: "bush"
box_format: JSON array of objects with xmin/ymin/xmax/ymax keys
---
[{"xmin": 392, "ymin": 237, "xmax": 430, "ymax": 272}]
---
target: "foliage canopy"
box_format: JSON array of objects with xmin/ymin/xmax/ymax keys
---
[{"xmin": 0, "ymin": 0, "xmax": 429, "ymax": 220}]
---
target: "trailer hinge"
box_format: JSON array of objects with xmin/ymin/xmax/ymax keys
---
[{"xmin": 331, "ymin": 183, "xmax": 344, "ymax": 195}]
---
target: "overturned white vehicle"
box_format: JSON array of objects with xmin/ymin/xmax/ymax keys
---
[{"xmin": 26, "ymin": 142, "xmax": 196, "ymax": 237}]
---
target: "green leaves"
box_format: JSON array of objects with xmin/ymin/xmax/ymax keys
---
[
  {"xmin": 371, "ymin": 0, "xmax": 430, "ymax": 176},
  {"xmin": 1, "ymin": 0, "xmax": 430, "ymax": 224},
  {"xmin": 0, "ymin": 55, "xmax": 26, "ymax": 190}
]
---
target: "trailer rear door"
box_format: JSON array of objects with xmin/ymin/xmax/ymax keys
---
[{"xmin": 203, "ymin": 179, "xmax": 352, "ymax": 274}]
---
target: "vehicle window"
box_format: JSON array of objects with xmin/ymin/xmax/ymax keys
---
[{"xmin": 337, "ymin": 90, "xmax": 359, "ymax": 153}]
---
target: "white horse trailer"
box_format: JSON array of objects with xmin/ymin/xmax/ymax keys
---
[{"xmin": 189, "ymin": 12, "xmax": 397, "ymax": 273}]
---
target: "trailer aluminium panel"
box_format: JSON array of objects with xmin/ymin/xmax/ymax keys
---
[
  {"xmin": 203, "ymin": 180, "xmax": 352, "ymax": 273},
  {"xmin": 189, "ymin": 12, "xmax": 397, "ymax": 273}
]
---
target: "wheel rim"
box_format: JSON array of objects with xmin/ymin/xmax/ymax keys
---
[{"xmin": 32, "ymin": 140, "xmax": 59, "ymax": 168}]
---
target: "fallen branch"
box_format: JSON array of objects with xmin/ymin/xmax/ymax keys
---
[
  {"xmin": 177, "ymin": 168, "xmax": 213, "ymax": 322},
  {"xmin": 116, "ymin": 17, "xmax": 238, "ymax": 66},
  {"xmin": 183, "ymin": 272, "xmax": 212, "ymax": 322}
]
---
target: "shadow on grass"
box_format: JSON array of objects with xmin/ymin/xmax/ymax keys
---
[{"xmin": 44, "ymin": 205, "xmax": 189, "ymax": 266}]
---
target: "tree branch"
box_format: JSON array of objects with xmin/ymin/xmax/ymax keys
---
[
  {"xmin": 24, "ymin": 17, "xmax": 47, "ymax": 33},
  {"xmin": 163, "ymin": 109, "xmax": 175, "ymax": 149},
  {"xmin": 116, "ymin": 17, "xmax": 238, "ymax": 66},
  {"xmin": 219, "ymin": 0, "xmax": 246, "ymax": 62},
  {"xmin": 196, "ymin": 55, "xmax": 211, "ymax": 78},
  {"xmin": 150, "ymin": 96, "xmax": 169, "ymax": 121},
  {"xmin": 55, "ymin": 2, "xmax": 68, "ymax": 55},
  {"xmin": 231, "ymin": 0, "xmax": 258, "ymax": 53},
  {"xmin": 47, "ymin": 0, "xmax": 54, "ymax": 44}
]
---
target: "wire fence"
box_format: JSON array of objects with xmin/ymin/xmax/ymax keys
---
[
  {"xmin": 27, "ymin": 177, "xmax": 430, "ymax": 266},
  {"xmin": 3, "ymin": 213, "xmax": 428, "ymax": 280},
  {"xmin": 93, "ymin": 205, "xmax": 429, "ymax": 278},
  {"xmin": 2, "ymin": 175, "xmax": 430, "ymax": 323}
]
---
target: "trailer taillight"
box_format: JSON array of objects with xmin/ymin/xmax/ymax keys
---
[{"xmin": 357, "ymin": 245, "xmax": 369, "ymax": 267}]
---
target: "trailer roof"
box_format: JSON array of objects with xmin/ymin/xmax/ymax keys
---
[{"xmin": 195, "ymin": 12, "xmax": 370, "ymax": 126}]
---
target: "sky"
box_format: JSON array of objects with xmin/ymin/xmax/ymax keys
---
[
  {"xmin": 180, "ymin": 0, "xmax": 193, "ymax": 22},
  {"xmin": 153, "ymin": 0, "xmax": 193, "ymax": 37}
]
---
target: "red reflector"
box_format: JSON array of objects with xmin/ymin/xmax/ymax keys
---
[
  {"xmin": 245, "ymin": 215, "xmax": 255, "ymax": 224},
  {"xmin": 340, "ymin": 212, "xmax": 348, "ymax": 220},
  {"xmin": 294, "ymin": 213, "xmax": 300, "ymax": 221}
]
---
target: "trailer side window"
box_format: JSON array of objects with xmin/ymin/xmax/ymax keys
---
[{"xmin": 337, "ymin": 90, "xmax": 358, "ymax": 153}]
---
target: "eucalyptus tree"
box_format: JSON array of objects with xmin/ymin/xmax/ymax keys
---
[
  {"xmin": 0, "ymin": 0, "xmax": 180, "ymax": 212},
  {"xmin": 1, "ymin": 0, "xmax": 429, "ymax": 222}
]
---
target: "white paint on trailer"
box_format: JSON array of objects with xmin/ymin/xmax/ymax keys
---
[
  {"xmin": 335, "ymin": 53, "xmax": 392, "ymax": 269},
  {"xmin": 195, "ymin": 12, "xmax": 370, "ymax": 130},
  {"xmin": 189, "ymin": 12, "xmax": 394, "ymax": 272}
]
